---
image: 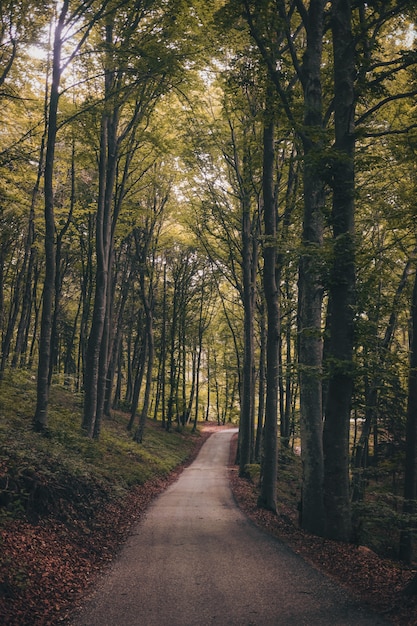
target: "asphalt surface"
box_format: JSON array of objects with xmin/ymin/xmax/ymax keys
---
[{"xmin": 71, "ymin": 429, "xmax": 388, "ymax": 626}]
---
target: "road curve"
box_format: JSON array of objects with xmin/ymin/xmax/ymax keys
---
[{"xmin": 71, "ymin": 429, "xmax": 387, "ymax": 626}]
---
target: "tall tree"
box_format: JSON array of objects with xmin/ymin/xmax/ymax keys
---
[
  {"xmin": 257, "ymin": 81, "xmax": 279, "ymax": 513},
  {"xmin": 322, "ymin": 0, "xmax": 356, "ymax": 542},
  {"xmin": 82, "ymin": 0, "xmax": 193, "ymax": 438},
  {"xmin": 34, "ymin": 0, "xmax": 109, "ymax": 431},
  {"xmin": 242, "ymin": 0, "xmax": 327, "ymax": 534},
  {"xmin": 33, "ymin": 0, "xmax": 69, "ymax": 431},
  {"xmin": 399, "ymin": 263, "xmax": 417, "ymax": 563}
]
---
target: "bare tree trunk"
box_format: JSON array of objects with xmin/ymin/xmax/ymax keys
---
[
  {"xmin": 255, "ymin": 301, "xmax": 266, "ymax": 463},
  {"xmin": 322, "ymin": 0, "xmax": 355, "ymax": 542},
  {"xmin": 105, "ymin": 261, "xmax": 131, "ymax": 416},
  {"xmin": 399, "ymin": 264, "xmax": 417, "ymax": 563},
  {"xmin": 82, "ymin": 111, "xmax": 113, "ymax": 435},
  {"xmin": 127, "ymin": 327, "xmax": 147, "ymax": 432},
  {"xmin": 34, "ymin": 0, "xmax": 69, "ymax": 431},
  {"xmin": 297, "ymin": 0, "xmax": 326, "ymax": 536},
  {"xmin": 133, "ymin": 222, "xmax": 157, "ymax": 442},
  {"xmin": 239, "ymin": 140, "xmax": 256, "ymax": 476},
  {"xmin": 83, "ymin": 19, "xmax": 118, "ymax": 437},
  {"xmin": 258, "ymin": 86, "xmax": 279, "ymax": 513},
  {"xmin": 134, "ymin": 278, "xmax": 154, "ymax": 443},
  {"xmin": 154, "ymin": 259, "xmax": 167, "ymax": 426}
]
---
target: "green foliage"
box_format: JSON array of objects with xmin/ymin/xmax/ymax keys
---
[
  {"xmin": 0, "ymin": 370, "xmax": 203, "ymax": 525},
  {"xmin": 352, "ymin": 496, "xmax": 415, "ymax": 559},
  {"xmin": 244, "ymin": 463, "xmax": 261, "ymax": 484}
]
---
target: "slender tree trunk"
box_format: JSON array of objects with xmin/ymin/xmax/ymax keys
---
[
  {"xmin": 399, "ymin": 265, "xmax": 417, "ymax": 563},
  {"xmin": 1, "ymin": 251, "xmax": 25, "ymax": 374},
  {"xmin": 192, "ymin": 285, "xmax": 205, "ymax": 432},
  {"xmin": 192, "ymin": 345, "xmax": 202, "ymax": 432},
  {"xmin": 281, "ymin": 277, "xmax": 293, "ymax": 447},
  {"xmin": 49, "ymin": 140, "xmax": 75, "ymax": 383},
  {"xmin": 127, "ymin": 328, "xmax": 147, "ymax": 432},
  {"xmin": 105, "ymin": 265, "xmax": 131, "ymax": 415},
  {"xmin": 82, "ymin": 114, "xmax": 111, "ymax": 435},
  {"xmin": 34, "ymin": 0, "xmax": 69, "ymax": 431},
  {"xmin": 297, "ymin": 0, "xmax": 326, "ymax": 536},
  {"xmin": 77, "ymin": 213, "xmax": 94, "ymax": 391},
  {"xmin": 322, "ymin": 0, "xmax": 355, "ymax": 542},
  {"xmin": 206, "ymin": 346, "xmax": 211, "ymax": 422},
  {"xmin": 134, "ymin": 276, "xmax": 154, "ymax": 443},
  {"xmin": 258, "ymin": 88, "xmax": 279, "ymax": 513},
  {"xmin": 13, "ymin": 243, "xmax": 37, "ymax": 369},
  {"xmin": 239, "ymin": 142, "xmax": 256, "ymax": 476},
  {"xmin": 186, "ymin": 344, "xmax": 197, "ymax": 425},
  {"xmin": 161, "ymin": 259, "xmax": 167, "ymax": 427},
  {"xmin": 28, "ymin": 265, "xmax": 41, "ymax": 368},
  {"xmin": 93, "ymin": 259, "xmax": 113, "ymax": 439},
  {"xmin": 166, "ymin": 276, "xmax": 178, "ymax": 432},
  {"xmin": 83, "ymin": 20, "xmax": 118, "ymax": 437},
  {"xmin": 255, "ymin": 301, "xmax": 266, "ymax": 463}
]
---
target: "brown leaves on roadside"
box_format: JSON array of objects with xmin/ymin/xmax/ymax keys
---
[
  {"xmin": 228, "ymin": 435, "xmax": 417, "ymax": 626},
  {"xmin": 0, "ymin": 429, "xmax": 213, "ymax": 625}
]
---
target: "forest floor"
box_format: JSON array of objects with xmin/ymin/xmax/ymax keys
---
[
  {"xmin": 0, "ymin": 422, "xmax": 215, "ymax": 626},
  {"xmin": 228, "ymin": 433, "xmax": 417, "ymax": 626},
  {"xmin": 1, "ymin": 424, "xmax": 417, "ymax": 625}
]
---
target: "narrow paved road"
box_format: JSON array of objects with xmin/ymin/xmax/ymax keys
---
[{"xmin": 72, "ymin": 430, "xmax": 387, "ymax": 626}]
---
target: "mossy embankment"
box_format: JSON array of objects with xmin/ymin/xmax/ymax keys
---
[{"xmin": 0, "ymin": 370, "xmax": 211, "ymax": 625}]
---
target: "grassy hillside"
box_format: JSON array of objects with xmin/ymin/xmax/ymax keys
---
[{"xmin": 0, "ymin": 370, "xmax": 209, "ymax": 625}]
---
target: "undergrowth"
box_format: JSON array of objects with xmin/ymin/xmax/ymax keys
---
[
  {"xmin": 0, "ymin": 369, "xmax": 203, "ymax": 526},
  {"xmin": 0, "ymin": 369, "xmax": 209, "ymax": 624}
]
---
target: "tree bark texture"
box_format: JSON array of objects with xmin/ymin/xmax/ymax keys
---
[
  {"xmin": 399, "ymin": 265, "xmax": 417, "ymax": 563},
  {"xmin": 83, "ymin": 20, "xmax": 118, "ymax": 437},
  {"xmin": 33, "ymin": 0, "xmax": 69, "ymax": 431},
  {"xmin": 297, "ymin": 0, "xmax": 326, "ymax": 536},
  {"xmin": 323, "ymin": 0, "xmax": 356, "ymax": 542},
  {"xmin": 239, "ymin": 171, "xmax": 255, "ymax": 476},
  {"xmin": 258, "ymin": 89, "xmax": 279, "ymax": 513}
]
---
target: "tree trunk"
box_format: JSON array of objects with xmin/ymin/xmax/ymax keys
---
[
  {"xmin": 258, "ymin": 88, "xmax": 279, "ymax": 513},
  {"xmin": 399, "ymin": 265, "xmax": 417, "ymax": 563},
  {"xmin": 297, "ymin": 0, "xmax": 326, "ymax": 536},
  {"xmin": 82, "ymin": 20, "xmax": 118, "ymax": 437},
  {"xmin": 33, "ymin": 0, "xmax": 69, "ymax": 431},
  {"xmin": 239, "ymin": 140, "xmax": 256, "ymax": 476},
  {"xmin": 134, "ymin": 272, "xmax": 154, "ymax": 443},
  {"xmin": 82, "ymin": 113, "xmax": 112, "ymax": 435},
  {"xmin": 255, "ymin": 301, "xmax": 266, "ymax": 463},
  {"xmin": 127, "ymin": 327, "xmax": 147, "ymax": 432},
  {"xmin": 104, "ymin": 263, "xmax": 131, "ymax": 416},
  {"xmin": 206, "ymin": 346, "xmax": 211, "ymax": 422},
  {"xmin": 192, "ymin": 282, "xmax": 206, "ymax": 432},
  {"xmin": 322, "ymin": 0, "xmax": 355, "ymax": 542}
]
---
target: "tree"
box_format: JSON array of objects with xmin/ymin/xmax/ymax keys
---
[
  {"xmin": 257, "ymin": 81, "xmax": 279, "ymax": 513},
  {"xmin": 399, "ymin": 263, "xmax": 417, "ymax": 563},
  {"xmin": 82, "ymin": 0, "xmax": 196, "ymax": 438},
  {"xmin": 33, "ymin": 0, "xmax": 70, "ymax": 431},
  {"xmin": 322, "ymin": 0, "xmax": 356, "ymax": 542},
  {"xmin": 34, "ymin": 0, "xmax": 110, "ymax": 431},
  {"xmin": 240, "ymin": 0, "xmax": 328, "ymax": 534}
]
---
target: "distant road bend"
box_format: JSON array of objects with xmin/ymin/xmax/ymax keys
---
[{"xmin": 72, "ymin": 429, "xmax": 387, "ymax": 626}]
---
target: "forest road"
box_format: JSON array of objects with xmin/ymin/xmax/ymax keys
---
[{"xmin": 71, "ymin": 429, "xmax": 388, "ymax": 626}]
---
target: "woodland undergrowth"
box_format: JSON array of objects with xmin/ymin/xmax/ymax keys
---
[
  {"xmin": 2, "ymin": 371, "xmax": 417, "ymax": 625},
  {"xmin": 0, "ymin": 370, "xmax": 211, "ymax": 625},
  {"xmin": 228, "ymin": 435, "xmax": 417, "ymax": 626}
]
